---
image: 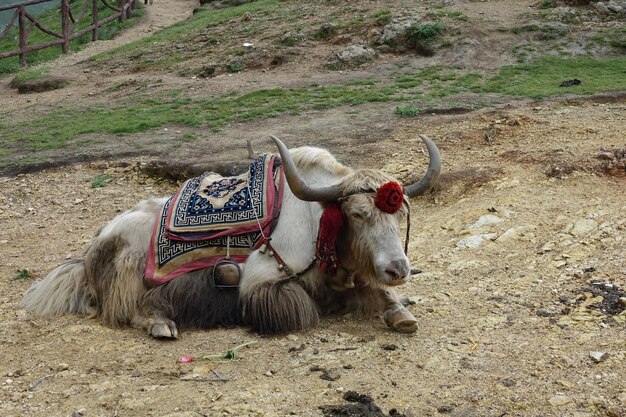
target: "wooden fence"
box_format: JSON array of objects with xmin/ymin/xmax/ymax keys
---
[{"xmin": 0, "ymin": 0, "xmax": 136, "ymax": 66}]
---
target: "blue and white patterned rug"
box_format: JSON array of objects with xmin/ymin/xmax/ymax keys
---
[{"xmin": 145, "ymin": 154, "xmax": 284, "ymax": 286}]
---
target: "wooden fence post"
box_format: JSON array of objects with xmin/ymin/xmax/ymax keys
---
[
  {"xmin": 61, "ymin": 0, "xmax": 70, "ymax": 54},
  {"xmin": 92, "ymin": 0, "xmax": 99, "ymax": 41},
  {"xmin": 118, "ymin": 0, "xmax": 126, "ymax": 24},
  {"xmin": 18, "ymin": 5, "xmax": 26, "ymax": 66}
]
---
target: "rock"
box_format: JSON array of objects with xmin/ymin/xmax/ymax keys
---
[
  {"xmin": 456, "ymin": 233, "xmax": 497, "ymax": 249},
  {"xmin": 468, "ymin": 214, "xmax": 503, "ymax": 229},
  {"xmin": 55, "ymin": 363, "xmax": 69, "ymax": 372},
  {"xmin": 495, "ymin": 225, "xmax": 536, "ymax": 243},
  {"xmin": 501, "ymin": 378, "xmax": 516, "ymax": 387},
  {"xmin": 595, "ymin": 1, "xmax": 626, "ymax": 16},
  {"xmin": 549, "ymin": 395, "xmax": 573, "ymax": 406},
  {"xmin": 320, "ymin": 369, "xmax": 340, "ymax": 381},
  {"xmin": 337, "ymin": 44, "xmax": 376, "ymax": 65},
  {"xmin": 590, "ymin": 351, "xmax": 609, "ymax": 363},
  {"xmin": 563, "ymin": 219, "xmax": 597, "ymax": 237},
  {"xmin": 437, "ymin": 405, "xmax": 454, "ymax": 414},
  {"xmin": 547, "ymin": 7, "xmax": 582, "ymax": 23},
  {"xmin": 618, "ymin": 297, "xmax": 626, "ymax": 307},
  {"xmin": 286, "ymin": 334, "xmax": 298, "ymax": 342},
  {"xmin": 381, "ymin": 17, "xmax": 418, "ymax": 45}
]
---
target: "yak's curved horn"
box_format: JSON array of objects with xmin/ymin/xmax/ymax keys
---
[
  {"xmin": 270, "ymin": 135, "xmax": 343, "ymax": 202},
  {"xmin": 403, "ymin": 134, "xmax": 442, "ymax": 198}
]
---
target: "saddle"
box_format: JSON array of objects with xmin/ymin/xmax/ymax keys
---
[{"xmin": 145, "ymin": 154, "xmax": 284, "ymax": 287}]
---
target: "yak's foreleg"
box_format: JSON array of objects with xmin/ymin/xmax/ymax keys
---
[
  {"xmin": 342, "ymin": 285, "xmax": 418, "ymax": 333},
  {"xmin": 131, "ymin": 309, "xmax": 179, "ymax": 339},
  {"xmin": 379, "ymin": 288, "xmax": 418, "ymax": 333}
]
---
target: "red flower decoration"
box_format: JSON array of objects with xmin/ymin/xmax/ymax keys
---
[{"xmin": 375, "ymin": 181, "xmax": 404, "ymax": 213}]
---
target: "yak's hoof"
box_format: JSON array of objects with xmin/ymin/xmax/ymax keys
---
[
  {"xmin": 150, "ymin": 322, "xmax": 179, "ymax": 339},
  {"xmin": 384, "ymin": 306, "xmax": 418, "ymax": 333}
]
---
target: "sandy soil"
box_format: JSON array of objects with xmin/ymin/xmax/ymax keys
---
[
  {"xmin": 1, "ymin": 96, "xmax": 625, "ymax": 417},
  {"xmin": 0, "ymin": 0, "xmax": 625, "ymax": 416}
]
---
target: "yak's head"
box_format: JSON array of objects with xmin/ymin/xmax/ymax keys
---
[{"xmin": 271, "ymin": 135, "xmax": 441, "ymax": 288}]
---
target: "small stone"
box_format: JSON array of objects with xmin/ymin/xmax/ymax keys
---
[
  {"xmin": 501, "ymin": 378, "xmax": 516, "ymax": 387},
  {"xmin": 381, "ymin": 344, "xmax": 398, "ymax": 351},
  {"xmin": 337, "ymin": 44, "xmax": 376, "ymax": 64},
  {"xmin": 56, "ymin": 363, "xmax": 69, "ymax": 372},
  {"xmin": 437, "ymin": 405, "xmax": 454, "ymax": 414},
  {"xmin": 619, "ymin": 297, "xmax": 626, "ymax": 307},
  {"xmin": 564, "ymin": 219, "xmax": 597, "ymax": 237},
  {"xmin": 264, "ymin": 371, "xmax": 273, "ymax": 377},
  {"xmin": 456, "ymin": 233, "xmax": 497, "ymax": 249},
  {"xmin": 495, "ymin": 225, "xmax": 536, "ymax": 243},
  {"xmin": 590, "ymin": 351, "xmax": 609, "ymax": 363},
  {"xmin": 549, "ymin": 395, "xmax": 573, "ymax": 406},
  {"xmin": 65, "ymin": 253, "xmax": 72, "ymax": 260},
  {"xmin": 286, "ymin": 334, "xmax": 298, "ymax": 342},
  {"xmin": 320, "ymin": 369, "xmax": 340, "ymax": 381},
  {"xmin": 468, "ymin": 214, "xmax": 503, "ymax": 229}
]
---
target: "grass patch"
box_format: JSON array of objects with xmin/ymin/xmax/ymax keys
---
[
  {"xmin": 12, "ymin": 269, "xmax": 33, "ymax": 281},
  {"xmin": 538, "ymin": 0, "xmax": 556, "ymax": 9},
  {"xmin": 92, "ymin": 0, "xmax": 279, "ymax": 62},
  {"xmin": 0, "ymin": 2, "xmax": 143, "ymax": 74},
  {"xmin": 1, "ymin": 57, "xmax": 624, "ymax": 162},
  {"xmin": 395, "ymin": 106, "xmax": 421, "ymax": 117},
  {"xmin": 372, "ymin": 9, "xmax": 392, "ymax": 25},
  {"xmin": 483, "ymin": 56, "xmax": 626, "ymax": 99},
  {"xmin": 406, "ymin": 21, "xmax": 445, "ymax": 55},
  {"xmin": 11, "ymin": 67, "xmax": 51, "ymax": 83},
  {"xmin": 89, "ymin": 173, "xmax": 113, "ymax": 188},
  {"xmin": 408, "ymin": 21, "xmax": 445, "ymax": 46}
]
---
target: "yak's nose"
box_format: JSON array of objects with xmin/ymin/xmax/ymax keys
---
[{"xmin": 384, "ymin": 259, "xmax": 410, "ymax": 284}]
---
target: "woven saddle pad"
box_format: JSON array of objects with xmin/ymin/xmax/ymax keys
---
[{"xmin": 145, "ymin": 154, "xmax": 284, "ymax": 286}]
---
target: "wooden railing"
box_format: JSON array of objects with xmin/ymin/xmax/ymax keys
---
[{"xmin": 0, "ymin": 0, "xmax": 136, "ymax": 66}]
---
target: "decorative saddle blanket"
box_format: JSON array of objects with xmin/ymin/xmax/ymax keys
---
[{"xmin": 145, "ymin": 154, "xmax": 284, "ymax": 286}]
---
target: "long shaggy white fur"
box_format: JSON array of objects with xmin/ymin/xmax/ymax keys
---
[{"xmin": 21, "ymin": 260, "xmax": 94, "ymax": 317}]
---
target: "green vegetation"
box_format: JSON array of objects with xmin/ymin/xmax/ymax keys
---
[
  {"xmin": 226, "ymin": 59, "xmax": 246, "ymax": 73},
  {"xmin": 1, "ymin": 57, "xmax": 624, "ymax": 166},
  {"xmin": 0, "ymin": 2, "xmax": 143, "ymax": 74},
  {"xmin": 11, "ymin": 66, "xmax": 51, "ymax": 83},
  {"xmin": 92, "ymin": 0, "xmax": 280, "ymax": 62},
  {"xmin": 13, "ymin": 269, "xmax": 33, "ymax": 281},
  {"xmin": 538, "ymin": 0, "xmax": 556, "ymax": 9},
  {"xmin": 395, "ymin": 106, "xmax": 421, "ymax": 117},
  {"xmin": 89, "ymin": 173, "xmax": 113, "ymax": 188},
  {"xmin": 406, "ymin": 21, "xmax": 445, "ymax": 54},
  {"xmin": 592, "ymin": 27, "xmax": 626, "ymax": 49},
  {"xmin": 483, "ymin": 56, "xmax": 626, "ymax": 99},
  {"xmin": 372, "ymin": 9, "xmax": 392, "ymax": 25}
]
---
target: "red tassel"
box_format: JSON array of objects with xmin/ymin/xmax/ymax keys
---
[
  {"xmin": 375, "ymin": 181, "xmax": 404, "ymax": 213},
  {"xmin": 316, "ymin": 203, "xmax": 344, "ymax": 275}
]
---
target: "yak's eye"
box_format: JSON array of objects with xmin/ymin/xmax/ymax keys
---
[{"xmin": 349, "ymin": 211, "xmax": 364, "ymax": 221}]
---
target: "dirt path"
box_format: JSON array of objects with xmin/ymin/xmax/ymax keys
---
[{"xmin": 0, "ymin": 0, "xmax": 197, "ymax": 111}]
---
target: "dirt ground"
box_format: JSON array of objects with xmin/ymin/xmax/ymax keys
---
[{"xmin": 0, "ymin": 0, "xmax": 625, "ymax": 416}]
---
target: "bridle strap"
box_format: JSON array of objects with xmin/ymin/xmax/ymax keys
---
[{"xmin": 405, "ymin": 207, "xmax": 411, "ymax": 255}]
